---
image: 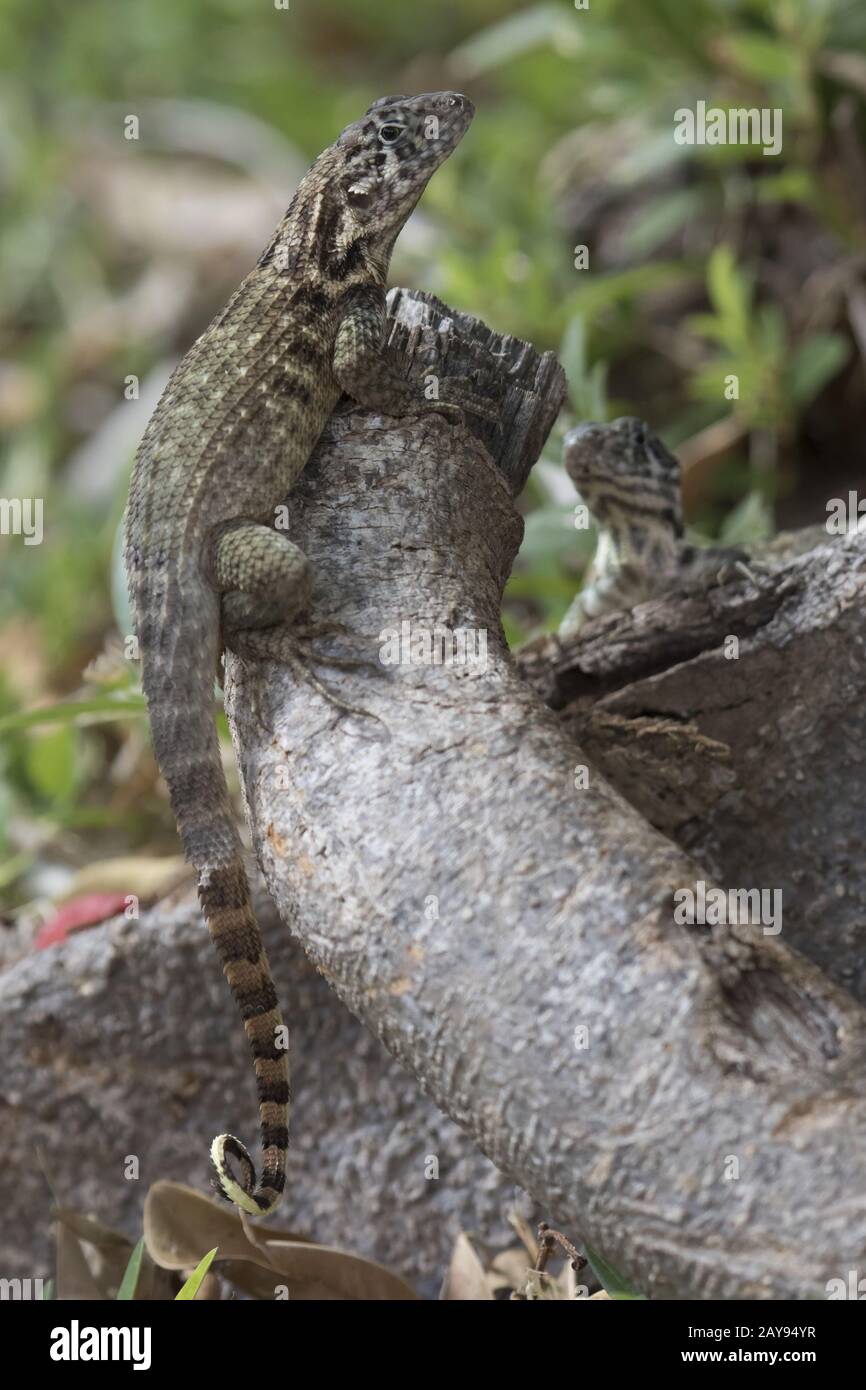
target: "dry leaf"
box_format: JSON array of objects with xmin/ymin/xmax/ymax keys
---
[
  {"xmin": 440, "ymin": 1233, "xmax": 496, "ymax": 1300},
  {"xmin": 54, "ymin": 1206, "xmax": 176, "ymax": 1300},
  {"xmin": 143, "ymin": 1181, "xmax": 417, "ymax": 1300},
  {"xmin": 143, "ymin": 1181, "xmax": 310, "ymax": 1267},
  {"xmin": 490, "ymin": 1245, "xmax": 534, "ymax": 1292},
  {"xmin": 55, "ymin": 856, "xmax": 189, "ymax": 904},
  {"xmin": 507, "ymin": 1208, "xmax": 540, "ymax": 1259},
  {"xmin": 260, "ymin": 1240, "xmax": 418, "ymax": 1301},
  {"xmin": 220, "ymin": 1258, "xmax": 347, "ymax": 1301},
  {"xmin": 56, "ymin": 1222, "xmax": 105, "ymax": 1301}
]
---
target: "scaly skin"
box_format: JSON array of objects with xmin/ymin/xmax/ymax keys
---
[
  {"xmin": 559, "ymin": 416, "xmax": 750, "ymax": 638},
  {"xmin": 124, "ymin": 92, "xmax": 481, "ymax": 1216}
]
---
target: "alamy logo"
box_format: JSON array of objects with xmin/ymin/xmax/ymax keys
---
[
  {"xmin": 379, "ymin": 620, "xmax": 488, "ymax": 673},
  {"xmin": 0, "ymin": 497, "xmax": 43, "ymax": 545},
  {"xmin": 50, "ymin": 1320, "xmax": 152, "ymax": 1370},
  {"xmin": 674, "ymin": 879, "xmax": 782, "ymax": 936},
  {"xmin": 826, "ymin": 1270, "xmax": 866, "ymax": 1299},
  {"xmin": 0, "ymin": 1276, "xmax": 44, "ymax": 1299},
  {"xmin": 674, "ymin": 101, "xmax": 782, "ymax": 157},
  {"xmin": 826, "ymin": 492, "xmax": 866, "ymax": 535}
]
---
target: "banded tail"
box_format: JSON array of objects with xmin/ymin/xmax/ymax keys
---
[
  {"xmin": 130, "ymin": 564, "xmax": 289, "ymax": 1217},
  {"xmin": 201, "ymin": 858, "xmax": 290, "ymax": 1215}
]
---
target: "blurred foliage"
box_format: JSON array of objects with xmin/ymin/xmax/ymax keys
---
[{"xmin": 1, "ymin": 0, "xmax": 865, "ymax": 906}]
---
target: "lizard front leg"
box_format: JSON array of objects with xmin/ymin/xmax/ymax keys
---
[{"xmin": 333, "ymin": 287, "xmax": 498, "ymax": 424}]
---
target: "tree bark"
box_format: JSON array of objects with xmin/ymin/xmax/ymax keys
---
[
  {"xmin": 0, "ymin": 891, "xmax": 517, "ymax": 1296},
  {"xmin": 517, "ymin": 525, "xmax": 866, "ymax": 1003},
  {"xmin": 224, "ymin": 290, "xmax": 866, "ymax": 1300}
]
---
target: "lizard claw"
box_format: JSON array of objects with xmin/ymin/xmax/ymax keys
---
[
  {"xmin": 710, "ymin": 552, "xmax": 768, "ymax": 590},
  {"xmin": 424, "ymin": 375, "xmax": 502, "ymax": 430},
  {"xmin": 438, "ymin": 397, "xmax": 502, "ymax": 430},
  {"xmin": 227, "ymin": 624, "xmax": 384, "ymax": 726}
]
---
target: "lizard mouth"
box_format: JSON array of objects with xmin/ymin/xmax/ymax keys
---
[{"xmin": 418, "ymin": 91, "xmax": 474, "ymax": 143}]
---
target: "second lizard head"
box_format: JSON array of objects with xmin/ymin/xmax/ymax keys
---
[{"xmin": 564, "ymin": 416, "xmax": 685, "ymax": 543}]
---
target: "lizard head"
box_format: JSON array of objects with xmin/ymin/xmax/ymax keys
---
[
  {"xmin": 332, "ymin": 91, "xmax": 474, "ymax": 252},
  {"xmin": 563, "ymin": 416, "xmax": 684, "ymax": 543}
]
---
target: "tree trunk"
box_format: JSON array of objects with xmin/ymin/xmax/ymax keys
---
[{"xmin": 224, "ymin": 290, "xmax": 866, "ymax": 1300}]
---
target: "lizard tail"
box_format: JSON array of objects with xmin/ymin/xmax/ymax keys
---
[
  {"xmin": 135, "ymin": 575, "xmax": 289, "ymax": 1218},
  {"xmin": 199, "ymin": 860, "xmax": 290, "ymax": 1216}
]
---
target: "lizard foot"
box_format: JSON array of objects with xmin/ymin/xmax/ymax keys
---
[
  {"xmin": 430, "ymin": 393, "xmax": 502, "ymax": 430},
  {"xmin": 290, "ymin": 621, "xmax": 383, "ymax": 672},
  {"xmin": 708, "ymin": 554, "xmax": 769, "ymax": 590},
  {"xmin": 227, "ymin": 625, "xmax": 383, "ymax": 724}
]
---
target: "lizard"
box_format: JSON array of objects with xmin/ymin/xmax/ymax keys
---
[
  {"xmin": 124, "ymin": 91, "xmax": 490, "ymax": 1217},
  {"xmin": 558, "ymin": 416, "xmax": 755, "ymax": 639}
]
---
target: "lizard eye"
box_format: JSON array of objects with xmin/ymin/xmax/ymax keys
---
[{"xmin": 378, "ymin": 123, "xmax": 404, "ymax": 145}]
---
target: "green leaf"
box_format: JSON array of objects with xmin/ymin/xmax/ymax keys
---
[
  {"xmin": 501, "ymin": 613, "xmax": 525, "ymax": 650},
  {"xmin": 111, "ymin": 517, "xmax": 134, "ymax": 637},
  {"xmin": 559, "ymin": 317, "xmax": 608, "ymax": 419},
  {"xmin": 722, "ymin": 32, "xmax": 802, "ymax": 83},
  {"xmin": 116, "ymin": 1237, "xmax": 145, "ymax": 1301},
  {"xmin": 559, "ymin": 316, "xmax": 588, "ymax": 398},
  {"xmin": 450, "ymin": 4, "xmax": 580, "ymax": 79},
  {"xmin": 634, "ymin": 0, "xmax": 718, "ymax": 71},
  {"xmin": 755, "ymin": 169, "xmax": 817, "ymax": 206},
  {"xmin": 584, "ymin": 1243, "xmax": 645, "ymax": 1299},
  {"xmin": 505, "ymin": 567, "xmax": 577, "ymax": 603},
  {"xmin": 25, "ymin": 724, "xmax": 77, "ymax": 803},
  {"xmin": 689, "ymin": 358, "xmax": 742, "ymax": 408},
  {"xmin": 617, "ymin": 187, "xmax": 705, "ymax": 261},
  {"xmin": 686, "ymin": 312, "xmax": 730, "ymax": 343},
  {"xmin": 719, "ymin": 490, "xmax": 774, "ymax": 546},
  {"xmin": 520, "ymin": 504, "xmax": 596, "ymax": 568},
  {"xmin": 706, "ymin": 245, "xmax": 752, "ymax": 348},
  {"xmin": 175, "ymin": 1247, "xmax": 218, "ymax": 1300},
  {"xmin": 787, "ymin": 333, "xmax": 850, "ymax": 406},
  {"xmin": 0, "ymin": 694, "xmax": 146, "ymax": 735},
  {"xmin": 564, "ymin": 261, "xmax": 693, "ymax": 322},
  {"xmin": 757, "ymin": 303, "xmax": 787, "ymax": 362},
  {"xmin": 0, "ymin": 849, "xmax": 35, "ymax": 890}
]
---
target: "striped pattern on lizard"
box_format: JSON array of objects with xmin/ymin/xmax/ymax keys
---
[{"xmin": 559, "ymin": 416, "xmax": 752, "ymax": 640}]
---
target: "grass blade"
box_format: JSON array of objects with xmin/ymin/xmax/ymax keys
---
[
  {"xmin": 116, "ymin": 1237, "xmax": 145, "ymax": 1301},
  {"xmin": 175, "ymin": 1247, "xmax": 218, "ymax": 1301}
]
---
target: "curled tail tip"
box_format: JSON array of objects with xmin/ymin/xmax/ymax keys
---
[{"xmin": 210, "ymin": 1133, "xmax": 283, "ymax": 1218}]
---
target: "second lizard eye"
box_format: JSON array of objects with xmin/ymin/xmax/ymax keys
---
[{"xmin": 378, "ymin": 123, "xmax": 404, "ymax": 144}]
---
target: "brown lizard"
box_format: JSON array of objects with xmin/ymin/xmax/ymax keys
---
[{"xmin": 124, "ymin": 92, "xmax": 489, "ymax": 1215}]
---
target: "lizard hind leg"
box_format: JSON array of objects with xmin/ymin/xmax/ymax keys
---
[
  {"xmin": 213, "ymin": 521, "xmax": 313, "ymax": 636},
  {"xmin": 213, "ymin": 521, "xmax": 378, "ymax": 721}
]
